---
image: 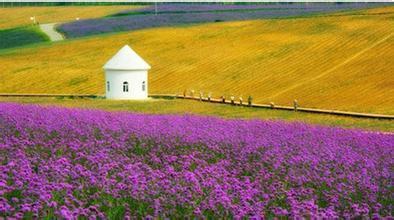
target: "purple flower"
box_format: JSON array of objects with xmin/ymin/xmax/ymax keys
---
[
  {"xmin": 58, "ymin": 3, "xmax": 389, "ymax": 38},
  {"xmin": 0, "ymin": 103, "xmax": 393, "ymax": 218}
]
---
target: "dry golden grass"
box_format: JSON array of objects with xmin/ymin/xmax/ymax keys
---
[
  {"xmin": 0, "ymin": 6, "xmax": 393, "ymax": 114},
  {"xmin": 353, "ymin": 5, "xmax": 394, "ymax": 14},
  {"xmin": 0, "ymin": 5, "xmax": 143, "ymax": 29}
]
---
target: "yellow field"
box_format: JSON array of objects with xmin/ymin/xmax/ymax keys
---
[
  {"xmin": 0, "ymin": 97, "xmax": 393, "ymax": 132},
  {"xmin": 0, "ymin": 6, "xmax": 393, "ymax": 114},
  {"xmin": 0, "ymin": 5, "xmax": 142, "ymax": 29}
]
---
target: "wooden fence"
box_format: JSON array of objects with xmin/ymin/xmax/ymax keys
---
[
  {"xmin": 0, "ymin": 93, "xmax": 393, "ymax": 120},
  {"xmin": 150, "ymin": 93, "xmax": 394, "ymax": 120}
]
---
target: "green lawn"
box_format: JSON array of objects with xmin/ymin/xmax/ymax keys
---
[
  {"xmin": 1, "ymin": 97, "xmax": 392, "ymax": 132},
  {"xmin": 0, "ymin": 26, "xmax": 49, "ymax": 49}
]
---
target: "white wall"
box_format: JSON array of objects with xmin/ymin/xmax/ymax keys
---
[{"xmin": 105, "ymin": 70, "xmax": 148, "ymax": 100}]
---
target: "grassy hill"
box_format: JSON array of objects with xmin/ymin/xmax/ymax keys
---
[
  {"xmin": 0, "ymin": 26, "xmax": 49, "ymax": 49},
  {"xmin": 0, "ymin": 6, "xmax": 393, "ymax": 114},
  {"xmin": 0, "ymin": 5, "xmax": 143, "ymax": 29}
]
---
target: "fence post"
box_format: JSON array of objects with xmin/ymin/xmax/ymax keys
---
[
  {"xmin": 230, "ymin": 95, "xmax": 235, "ymax": 105},
  {"xmin": 208, "ymin": 92, "xmax": 212, "ymax": 102},
  {"xmin": 199, "ymin": 91, "xmax": 203, "ymax": 101},
  {"xmin": 239, "ymin": 96, "xmax": 243, "ymax": 105},
  {"xmin": 248, "ymin": 96, "xmax": 253, "ymax": 107},
  {"xmin": 293, "ymin": 99, "xmax": 298, "ymax": 112},
  {"xmin": 270, "ymin": 102, "xmax": 275, "ymax": 109},
  {"xmin": 221, "ymin": 95, "xmax": 226, "ymax": 103}
]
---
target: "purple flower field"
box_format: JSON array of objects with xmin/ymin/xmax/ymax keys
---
[
  {"xmin": 0, "ymin": 103, "xmax": 393, "ymax": 218},
  {"xmin": 58, "ymin": 3, "xmax": 391, "ymax": 38},
  {"xmin": 120, "ymin": 3, "xmax": 386, "ymax": 14}
]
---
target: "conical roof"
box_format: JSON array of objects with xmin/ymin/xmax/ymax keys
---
[{"xmin": 103, "ymin": 45, "xmax": 151, "ymax": 70}]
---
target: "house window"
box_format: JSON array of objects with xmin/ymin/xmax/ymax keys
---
[
  {"xmin": 123, "ymin": 81, "xmax": 129, "ymax": 92},
  {"xmin": 142, "ymin": 81, "xmax": 146, "ymax": 91},
  {"xmin": 106, "ymin": 81, "xmax": 110, "ymax": 91}
]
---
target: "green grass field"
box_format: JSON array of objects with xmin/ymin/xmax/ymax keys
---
[
  {"xmin": 0, "ymin": 97, "xmax": 392, "ymax": 132},
  {"xmin": 0, "ymin": 26, "xmax": 49, "ymax": 49},
  {"xmin": 0, "ymin": 6, "xmax": 144, "ymax": 50},
  {"xmin": 0, "ymin": 6, "xmax": 393, "ymax": 115},
  {"xmin": 0, "ymin": 5, "xmax": 143, "ymax": 29}
]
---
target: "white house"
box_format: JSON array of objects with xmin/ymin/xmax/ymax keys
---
[{"xmin": 103, "ymin": 45, "xmax": 151, "ymax": 100}]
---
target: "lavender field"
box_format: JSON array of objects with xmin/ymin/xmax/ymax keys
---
[
  {"xmin": 0, "ymin": 103, "xmax": 393, "ymax": 218},
  {"xmin": 117, "ymin": 3, "xmax": 386, "ymax": 15},
  {"xmin": 59, "ymin": 3, "xmax": 390, "ymax": 38}
]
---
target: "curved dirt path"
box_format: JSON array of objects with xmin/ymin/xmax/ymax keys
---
[{"xmin": 39, "ymin": 23, "xmax": 64, "ymax": 41}]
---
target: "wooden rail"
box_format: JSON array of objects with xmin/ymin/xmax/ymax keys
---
[
  {"xmin": 150, "ymin": 94, "xmax": 394, "ymax": 120},
  {"xmin": 0, "ymin": 93, "xmax": 393, "ymax": 120}
]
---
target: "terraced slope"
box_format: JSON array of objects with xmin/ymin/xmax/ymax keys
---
[
  {"xmin": 0, "ymin": 6, "xmax": 393, "ymax": 114},
  {"xmin": 0, "ymin": 5, "xmax": 143, "ymax": 29}
]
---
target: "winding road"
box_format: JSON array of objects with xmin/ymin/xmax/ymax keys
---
[{"xmin": 39, "ymin": 23, "xmax": 64, "ymax": 42}]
